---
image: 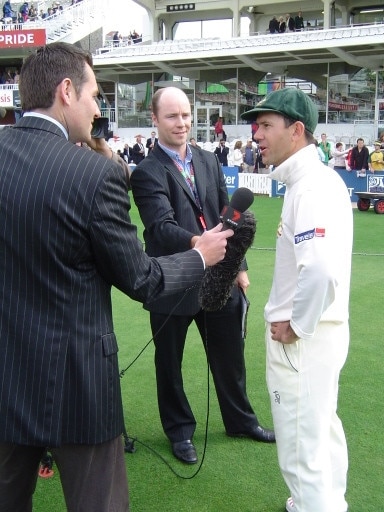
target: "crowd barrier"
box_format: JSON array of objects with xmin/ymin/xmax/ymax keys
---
[{"xmin": 223, "ymin": 166, "xmax": 384, "ymax": 203}]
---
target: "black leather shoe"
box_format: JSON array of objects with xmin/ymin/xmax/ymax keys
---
[
  {"xmin": 226, "ymin": 425, "xmax": 276, "ymax": 443},
  {"xmin": 171, "ymin": 439, "xmax": 198, "ymax": 464}
]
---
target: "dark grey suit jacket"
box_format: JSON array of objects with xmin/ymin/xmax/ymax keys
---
[
  {"xmin": 0, "ymin": 116, "xmax": 205, "ymax": 446},
  {"xmin": 131, "ymin": 144, "xmax": 231, "ymax": 316}
]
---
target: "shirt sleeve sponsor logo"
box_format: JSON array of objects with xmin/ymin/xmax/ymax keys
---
[{"xmin": 294, "ymin": 227, "xmax": 326, "ymax": 244}]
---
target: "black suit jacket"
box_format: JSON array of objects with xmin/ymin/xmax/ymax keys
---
[
  {"xmin": 0, "ymin": 116, "xmax": 205, "ymax": 446},
  {"xmin": 214, "ymin": 145, "xmax": 229, "ymax": 166},
  {"xmin": 131, "ymin": 145, "xmax": 230, "ymax": 315},
  {"xmin": 146, "ymin": 136, "xmax": 158, "ymax": 154},
  {"xmin": 131, "ymin": 142, "xmax": 145, "ymax": 164}
]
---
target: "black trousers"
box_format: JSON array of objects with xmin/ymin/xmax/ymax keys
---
[
  {"xmin": 150, "ymin": 288, "xmax": 259, "ymax": 442},
  {"xmin": 0, "ymin": 436, "xmax": 129, "ymax": 512}
]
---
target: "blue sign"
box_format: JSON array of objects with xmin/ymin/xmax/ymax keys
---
[
  {"xmin": 333, "ymin": 170, "xmax": 384, "ymax": 202},
  {"xmin": 272, "ymin": 180, "xmax": 286, "ymax": 197},
  {"xmin": 270, "ymin": 169, "xmax": 384, "ymax": 203},
  {"xmin": 222, "ymin": 166, "xmax": 239, "ymax": 194}
]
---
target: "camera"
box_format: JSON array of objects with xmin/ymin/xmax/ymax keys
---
[{"xmin": 91, "ymin": 117, "xmax": 109, "ymax": 140}]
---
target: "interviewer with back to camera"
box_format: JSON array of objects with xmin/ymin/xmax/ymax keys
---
[
  {"xmin": 242, "ymin": 88, "xmax": 353, "ymax": 512},
  {"xmin": 0, "ymin": 42, "xmax": 232, "ymax": 512}
]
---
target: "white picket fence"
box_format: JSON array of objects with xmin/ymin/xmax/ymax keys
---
[{"xmin": 238, "ymin": 173, "xmax": 272, "ymax": 196}]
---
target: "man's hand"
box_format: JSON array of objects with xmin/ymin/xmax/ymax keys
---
[
  {"xmin": 235, "ymin": 270, "xmax": 250, "ymax": 293},
  {"xmin": 87, "ymin": 137, "xmax": 111, "ymax": 157},
  {"xmin": 270, "ymin": 321, "xmax": 299, "ymax": 344},
  {"xmin": 194, "ymin": 224, "xmax": 233, "ymax": 267}
]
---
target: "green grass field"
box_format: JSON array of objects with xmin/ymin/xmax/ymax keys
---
[{"xmin": 34, "ymin": 196, "xmax": 383, "ymax": 512}]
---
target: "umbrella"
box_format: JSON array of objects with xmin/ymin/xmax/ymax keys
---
[{"xmin": 206, "ymin": 83, "xmax": 229, "ymax": 93}]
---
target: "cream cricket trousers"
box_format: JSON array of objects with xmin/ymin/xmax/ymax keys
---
[{"xmin": 266, "ymin": 321, "xmax": 349, "ymax": 512}]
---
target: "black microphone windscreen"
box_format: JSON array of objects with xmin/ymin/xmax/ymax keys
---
[
  {"xmin": 198, "ymin": 209, "xmax": 256, "ymax": 312},
  {"xmin": 229, "ymin": 187, "xmax": 254, "ymax": 213}
]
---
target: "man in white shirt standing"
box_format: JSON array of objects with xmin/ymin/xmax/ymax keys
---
[
  {"xmin": 132, "ymin": 134, "xmax": 146, "ymax": 164},
  {"xmin": 242, "ymin": 88, "xmax": 353, "ymax": 512},
  {"xmin": 146, "ymin": 130, "xmax": 158, "ymax": 154}
]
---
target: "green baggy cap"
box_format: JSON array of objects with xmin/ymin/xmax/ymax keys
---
[{"xmin": 241, "ymin": 88, "xmax": 318, "ymax": 134}]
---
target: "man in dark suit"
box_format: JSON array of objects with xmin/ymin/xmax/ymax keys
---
[
  {"xmin": 131, "ymin": 134, "xmax": 146, "ymax": 164},
  {"xmin": 0, "ymin": 43, "xmax": 232, "ymax": 512},
  {"xmin": 123, "ymin": 142, "xmax": 133, "ymax": 163},
  {"xmin": 131, "ymin": 87, "xmax": 275, "ymax": 465},
  {"xmin": 146, "ymin": 130, "xmax": 158, "ymax": 154},
  {"xmin": 214, "ymin": 138, "xmax": 229, "ymax": 166}
]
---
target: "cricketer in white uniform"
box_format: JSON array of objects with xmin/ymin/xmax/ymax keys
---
[{"xmin": 242, "ymin": 89, "xmax": 353, "ymax": 512}]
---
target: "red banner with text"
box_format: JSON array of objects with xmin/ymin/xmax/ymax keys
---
[{"xmin": 0, "ymin": 29, "xmax": 46, "ymax": 48}]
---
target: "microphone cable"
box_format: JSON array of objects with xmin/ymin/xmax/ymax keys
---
[
  {"xmin": 119, "ymin": 283, "xmax": 198, "ymax": 378},
  {"xmin": 119, "ymin": 284, "xmax": 212, "ymax": 479}
]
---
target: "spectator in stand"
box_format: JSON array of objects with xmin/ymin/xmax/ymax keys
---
[
  {"xmin": 131, "ymin": 134, "xmax": 145, "ymax": 164},
  {"xmin": 232, "ymin": 140, "xmax": 244, "ymax": 172},
  {"xmin": 286, "ymin": 14, "xmax": 295, "ymax": 32},
  {"xmin": 242, "ymin": 139, "xmax": 257, "ymax": 172},
  {"xmin": 131, "ymin": 30, "xmax": 141, "ymax": 43},
  {"xmin": 368, "ymin": 141, "xmax": 384, "ymax": 172},
  {"xmin": 19, "ymin": 2, "xmax": 29, "ymax": 21},
  {"xmin": 255, "ymin": 144, "xmax": 267, "ymax": 173},
  {"xmin": 29, "ymin": 4, "xmax": 38, "ymax": 20},
  {"xmin": 379, "ymin": 132, "xmax": 384, "ymax": 149},
  {"xmin": 332, "ymin": 142, "xmax": 349, "ymax": 171},
  {"xmin": 278, "ymin": 16, "xmax": 286, "ymax": 33},
  {"xmin": 314, "ymin": 140, "xmax": 326, "ymax": 163},
  {"xmin": 113, "ymin": 31, "xmax": 120, "ymax": 47},
  {"xmin": 123, "ymin": 143, "xmax": 132, "ymax": 164},
  {"xmin": 319, "ymin": 133, "xmax": 332, "ymax": 165},
  {"xmin": 214, "ymin": 138, "xmax": 229, "ymax": 166},
  {"xmin": 269, "ymin": 16, "xmax": 279, "ymax": 34},
  {"xmin": 2, "ymin": 69, "xmax": 13, "ymax": 84},
  {"xmin": 295, "ymin": 11, "xmax": 304, "ymax": 31},
  {"xmin": 146, "ymin": 130, "xmax": 158, "ymax": 154},
  {"xmin": 349, "ymin": 138, "xmax": 369, "ymax": 177},
  {"xmin": 2, "ymin": 1, "xmax": 13, "ymax": 23},
  {"xmin": 214, "ymin": 116, "xmax": 224, "ymax": 141}
]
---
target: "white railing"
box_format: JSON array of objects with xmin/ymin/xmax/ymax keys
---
[
  {"xmin": 1, "ymin": 0, "xmax": 103, "ymax": 43},
  {"xmin": 239, "ymin": 173, "xmax": 272, "ymax": 196},
  {"xmin": 94, "ymin": 22, "xmax": 384, "ymax": 59},
  {"xmin": 0, "ymin": 84, "xmax": 18, "ymax": 91}
]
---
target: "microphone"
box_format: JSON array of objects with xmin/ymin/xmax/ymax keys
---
[
  {"xmin": 220, "ymin": 187, "xmax": 254, "ymax": 230},
  {"xmin": 198, "ymin": 188, "xmax": 256, "ymax": 312}
]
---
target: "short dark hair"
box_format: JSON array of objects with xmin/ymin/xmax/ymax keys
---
[
  {"xmin": 19, "ymin": 42, "xmax": 93, "ymax": 112},
  {"xmin": 282, "ymin": 115, "xmax": 315, "ymax": 144}
]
